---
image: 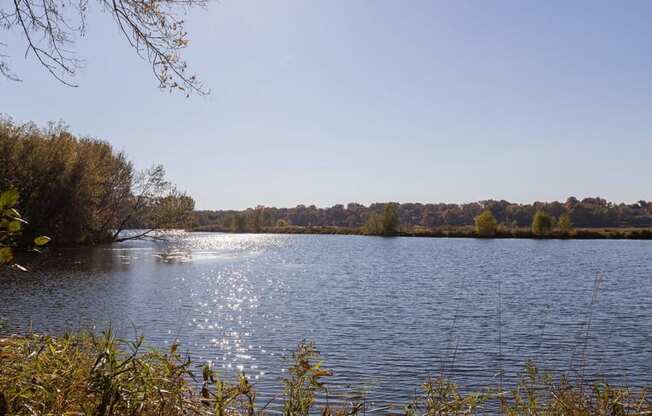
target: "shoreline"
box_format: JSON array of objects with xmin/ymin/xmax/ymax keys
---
[{"xmin": 189, "ymin": 225, "xmax": 652, "ymax": 240}]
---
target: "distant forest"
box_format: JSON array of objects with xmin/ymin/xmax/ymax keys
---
[{"xmin": 194, "ymin": 198, "xmax": 652, "ymax": 231}]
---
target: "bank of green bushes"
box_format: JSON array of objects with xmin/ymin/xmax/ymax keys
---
[{"xmin": 0, "ymin": 331, "xmax": 650, "ymax": 415}]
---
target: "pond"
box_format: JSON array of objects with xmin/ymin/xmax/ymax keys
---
[{"xmin": 1, "ymin": 233, "xmax": 651, "ymax": 407}]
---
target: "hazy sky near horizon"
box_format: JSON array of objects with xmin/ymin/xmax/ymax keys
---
[{"xmin": 2, "ymin": 0, "xmax": 652, "ymax": 209}]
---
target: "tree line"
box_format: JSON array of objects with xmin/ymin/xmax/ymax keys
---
[
  {"xmin": 0, "ymin": 117, "xmax": 194, "ymax": 245},
  {"xmin": 193, "ymin": 197, "xmax": 652, "ymax": 234}
]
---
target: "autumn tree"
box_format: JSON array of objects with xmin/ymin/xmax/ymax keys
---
[
  {"xmin": 382, "ymin": 203, "xmax": 400, "ymax": 235},
  {"xmin": 246, "ymin": 205, "xmax": 269, "ymax": 232},
  {"xmin": 112, "ymin": 164, "xmax": 195, "ymax": 242},
  {"xmin": 558, "ymin": 212, "xmax": 573, "ymax": 232},
  {"xmin": 363, "ymin": 212, "xmax": 383, "ymax": 235},
  {"xmin": 531, "ymin": 210, "xmax": 554, "ymax": 236},
  {"xmin": 192, "ymin": 197, "xmax": 652, "ymax": 232},
  {"xmin": 0, "ymin": 118, "xmax": 193, "ymax": 244},
  {"xmin": 230, "ymin": 213, "xmax": 246, "ymax": 233},
  {"xmin": 0, "ymin": 0, "xmax": 206, "ymax": 93},
  {"xmin": 0, "ymin": 118, "xmax": 133, "ymax": 243},
  {"xmin": 474, "ymin": 210, "xmax": 497, "ymax": 237},
  {"xmin": 364, "ymin": 203, "xmax": 400, "ymax": 236}
]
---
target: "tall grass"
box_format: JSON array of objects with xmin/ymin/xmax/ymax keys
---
[{"xmin": 1, "ymin": 330, "xmax": 650, "ymax": 415}]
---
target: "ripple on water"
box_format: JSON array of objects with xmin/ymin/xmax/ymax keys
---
[{"xmin": 1, "ymin": 233, "xmax": 651, "ymax": 406}]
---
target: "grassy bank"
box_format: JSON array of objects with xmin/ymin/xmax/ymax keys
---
[
  {"xmin": 1, "ymin": 331, "xmax": 650, "ymax": 415},
  {"xmin": 190, "ymin": 224, "xmax": 652, "ymax": 240}
]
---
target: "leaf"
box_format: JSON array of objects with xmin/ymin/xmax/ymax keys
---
[
  {"xmin": 0, "ymin": 190, "xmax": 19, "ymax": 209},
  {"xmin": 34, "ymin": 236, "xmax": 51, "ymax": 246},
  {"xmin": 202, "ymin": 363, "xmax": 210, "ymax": 382},
  {"xmin": 8, "ymin": 221, "xmax": 22, "ymax": 232},
  {"xmin": 0, "ymin": 247, "xmax": 13, "ymax": 264},
  {"xmin": 3, "ymin": 208, "xmax": 21, "ymax": 218}
]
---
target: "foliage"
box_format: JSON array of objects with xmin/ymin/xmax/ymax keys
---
[
  {"xmin": 382, "ymin": 204, "xmax": 401, "ymax": 236},
  {"xmin": 0, "ymin": 0, "xmax": 206, "ymax": 93},
  {"xmin": 275, "ymin": 218, "xmax": 290, "ymax": 227},
  {"xmin": 1, "ymin": 333, "xmax": 650, "ymax": 416},
  {"xmin": 194, "ymin": 197, "xmax": 652, "ymax": 233},
  {"xmin": 230, "ymin": 214, "xmax": 247, "ymax": 233},
  {"xmin": 0, "ymin": 330, "xmax": 201, "ymax": 415},
  {"xmin": 558, "ymin": 212, "xmax": 573, "ymax": 232},
  {"xmin": 474, "ymin": 210, "xmax": 498, "ymax": 237},
  {"xmin": 406, "ymin": 377, "xmax": 489, "ymax": 415},
  {"xmin": 364, "ymin": 203, "xmax": 400, "ymax": 236},
  {"xmin": 364, "ymin": 212, "xmax": 384, "ymax": 235},
  {"xmin": 0, "ymin": 189, "xmax": 49, "ymax": 268},
  {"xmin": 0, "ymin": 334, "xmax": 361, "ymax": 416},
  {"xmin": 498, "ymin": 360, "xmax": 651, "ymax": 415},
  {"xmin": 246, "ymin": 206, "xmax": 270, "ymax": 233},
  {"xmin": 0, "ymin": 118, "xmax": 194, "ymax": 244},
  {"xmin": 281, "ymin": 341, "xmax": 335, "ymax": 415},
  {"xmin": 112, "ymin": 164, "xmax": 196, "ymax": 242},
  {"xmin": 532, "ymin": 210, "xmax": 554, "ymax": 236}
]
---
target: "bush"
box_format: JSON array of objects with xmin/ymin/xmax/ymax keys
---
[
  {"xmin": 532, "ymin": 210, "xmax": 554, "ymax": 236},
  {"xmin": 0, "ymin": 332, "xmax": 362, "ymax": 416},
  {"xmin": 558, "ymin": 212, "xmax": 573, "ymax": 232},
  {"xmin": 474, "ymin": 210, "xmax": 498, "ymax": 237},
  {"xmin": 364, "ymin": 204, "xmax": 400, "ymax": 236},
  {"xmin": 276, "ymin": 218, "xmax": 290, "ymax": 227},
  {"xmin": 0, "ymin": 189, "xmax": 49, "ymax": 269},
  {"xmin": 1, "ymin": 332, "xmax": 650, "ymax": 415}
]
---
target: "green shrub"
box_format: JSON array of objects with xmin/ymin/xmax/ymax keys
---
[
  {"xmin": 532, "ymin": 210, "xmax": 554, "ymax": 236},
  {"xmin": 474, "ymin": 210, "xmax": 498, "ymax": 237},
  {"xmin": 0, "ymin": 189, "xmax": 49, "ymax": 269},
  {"xmin": 558, "ymin": 212, "xmax": 573, "ymax": 232},
  {"xmin": 364, "ymin": 204, "xmax": 400, "ymax": 236}
]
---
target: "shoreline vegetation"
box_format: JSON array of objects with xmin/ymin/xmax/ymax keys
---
[
  {"xmin": 4, "ymin": 118, "xmax": 652, "ymax": 245},
  {"xmin": 189, "ymin": 224, "xmax": 652, "ymax": 240},
  {"xmin": 0, "ymin": 118, "xmax": 195, "ymax": 246},
  {"xmin": 1, "ymin": 331, "xmax": 650, "ymax": 415},
  {"xmin": 192, "ymin": 201, "xmax": 652, "ymax": 241}
]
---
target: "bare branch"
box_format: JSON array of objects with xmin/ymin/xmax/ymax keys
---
[
  {"xmin": 0, "ymin": 43, "xmax": 21, "ymax": 81},
  {"xmin": 111, "ymin": 164, "xmax": 195, "ymax": 242},
  {"xmin": 1, "ymin": 0, "xmax": 206, "ymax": 93}
]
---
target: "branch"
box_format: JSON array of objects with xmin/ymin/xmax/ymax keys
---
[
  {"xmin": 112, "ymin": 228, "xmax": 161, "ymax": 242},
  {"xmin": 11, "ymin": 0, "xmax": 81, "ymax": 86},
  {"xmin": 2, "ymin": 0, "xmax": 206, "ymax": 94}
]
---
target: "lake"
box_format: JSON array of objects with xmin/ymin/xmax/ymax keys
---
[{"xmin": 1, "ymin": 233, "xmax": 651, "ymax": 408}]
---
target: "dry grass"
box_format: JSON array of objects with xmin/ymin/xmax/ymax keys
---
[{"xmin": 0, "ymin": 331, "xmax": 650, "ymax": 415}]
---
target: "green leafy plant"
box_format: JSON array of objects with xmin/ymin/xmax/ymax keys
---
[
  {"xmin": 0, "ymin": 189, "xmax": 50, "ymax": 269},
  {"xmin": 474, "ymin": 210, "xmax": 498, "ymax": 237},
  {"xmin": 532, "ymin": 210, "xmax": 554, "ymax": 236},
  {"xmin": 406, "ymin": 376, "xmax": 489, "ymax": 415},
  {"xmin": 558, "ymin": 212, "xmax": 573, "ymax": 233},
  {"xmin": 364, "ymin": 203, "xmax": 400, "ymax": 236}
]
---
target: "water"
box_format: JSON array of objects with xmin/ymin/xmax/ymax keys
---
[{"xmin": 1, "ymin": 233, "xmax": 651, "ymax": 407}]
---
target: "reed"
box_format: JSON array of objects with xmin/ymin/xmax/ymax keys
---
[{"xmin": 0, "ymin": 330, "xmax": 650, "ymax": 415}]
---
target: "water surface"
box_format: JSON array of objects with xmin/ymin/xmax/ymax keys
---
[{"xmin": 1, "ymin": 233, "xmax": 651, "ymax": 407}]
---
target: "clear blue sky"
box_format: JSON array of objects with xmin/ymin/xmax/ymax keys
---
[{"xmin": 2, "ymin": 0, "xmax": 652, "ymax": 209}]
